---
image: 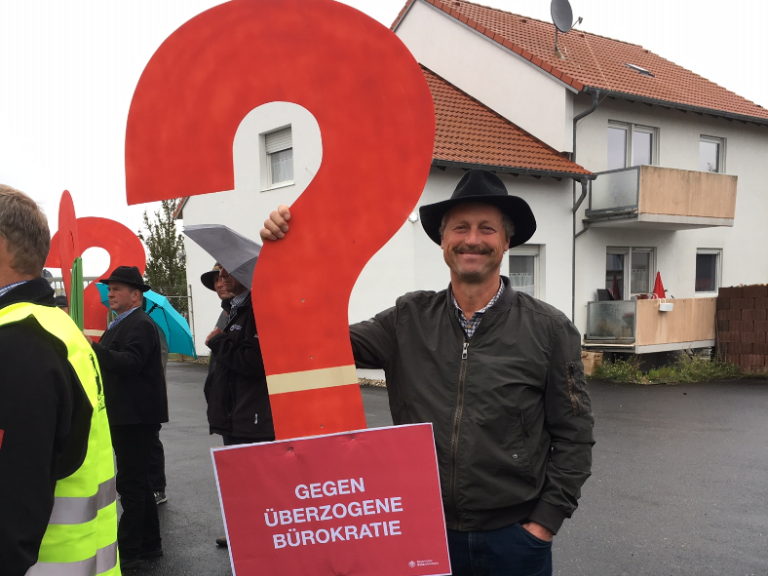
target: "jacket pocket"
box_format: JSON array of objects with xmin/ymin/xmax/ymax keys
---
[
  {"xmin": 566, "ymin": 362, "xmax": 588, "ymax": 416},
  {"xmin": 465, "ymin": 408, "xmax": 537, "ymax": 486}
]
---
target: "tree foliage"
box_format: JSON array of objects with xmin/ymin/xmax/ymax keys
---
[{"xmin": 138, "ymin": 200, "xmax": 188, "ymax": 315}]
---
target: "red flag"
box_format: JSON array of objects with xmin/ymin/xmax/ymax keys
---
[
  {"xmin": 612, "ymin": 273, "xmax": 622, "ymax": 300},
  {"xmin": 652, "ymin": 271, "xmax": 666, "ymax": 299}
]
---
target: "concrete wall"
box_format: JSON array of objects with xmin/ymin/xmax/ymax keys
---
[
  {"xmin": 572, "ymin": 94, "xmax": 768, "ymax": 335},
  {"xmin": 395, "ymin": 0, "xmax": 575, "ymax": 153}
]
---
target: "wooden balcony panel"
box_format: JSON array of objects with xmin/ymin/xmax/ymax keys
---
[
  {"xmin": 635, "ymin": 297, "xmax": 717, "ymax": 347},
  {"xmin": 638, "ymin": 166, "xmax": 737, "ymax": 220}
]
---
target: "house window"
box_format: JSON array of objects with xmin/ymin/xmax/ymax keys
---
[
  {"xmin": 699, "ymin": 136, "xmax": 725, "ymax": 173},
  {"xmin": 509, "ymin": 245, "xmax": 540, "ymax": 298},
  {"xmin": 605, "ymin": 247, "xmax": 655, "ymax": 299},
  {"xmin": 695, "ymin": 249, "xmax": 721, "ymax": 293},
  {"xmin": 264, "ymin": 127, "xmax": 294, "ymax": 187},
  {"xmin": 607, "ymin": 122, "xmax": 658, "ymax": 170}
]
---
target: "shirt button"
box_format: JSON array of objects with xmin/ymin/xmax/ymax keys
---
[{"xmin": 512, "ymin": 454, "xmax": 518, "ymax": 459}]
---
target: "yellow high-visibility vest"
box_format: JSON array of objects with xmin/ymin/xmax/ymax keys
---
[{"xmin": 0, "ymin": 302, "xmax": 120, "ymax": 576}]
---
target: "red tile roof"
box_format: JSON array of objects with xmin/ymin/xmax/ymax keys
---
[
  {"xmin": 424, "ymin": 66, "xmax": 591, "ymax": 176},
  {"xmin": 395, "ymin": 0, "xmax": 768, "ymax": 123}
]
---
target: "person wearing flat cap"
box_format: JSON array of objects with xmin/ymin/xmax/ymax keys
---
[
  {"xmin": 90, "ymin": 265, "xmax": 168, "ymax": 569},
  {"xmin": 261, "ymin": 170, "xmax": 594, "ymax": 576}
]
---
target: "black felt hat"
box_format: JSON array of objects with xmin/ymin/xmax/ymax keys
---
[
  {"xmin": 200, "ymin": 262, "xmax": 223, "ymax": 291},
  {"xmin": 99, "ymin": 266, "xmax": 151, "ymax": 292},
  {"xmin": 418, "ymin": 170, "xmax": 537, "ymax": 248}
]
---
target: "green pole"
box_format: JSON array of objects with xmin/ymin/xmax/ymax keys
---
[{"xmin": 69, "ymin": 257, "xmax": 84, "ymax": 330}]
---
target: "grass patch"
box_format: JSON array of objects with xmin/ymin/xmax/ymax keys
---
[
  {"xmin": 592, "ymin": 355, "xmax": 761, "ymax": 384},
  {"xmin": 359, "ymin": 377, "xmax": 387, "ymax": 388}
]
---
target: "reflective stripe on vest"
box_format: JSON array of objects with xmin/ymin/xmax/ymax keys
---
[
  {"xmin": 25, "ymin": 542, "xmax": 118, "ymax": 576},
  {"xmin": 0, "ymin": 303, "xmax": 119, "ymax": 576},
  {"xmin": 48, "ymin": 478, "xmax": 116, "ymax": 525}
]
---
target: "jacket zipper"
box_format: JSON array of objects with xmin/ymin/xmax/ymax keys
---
[
  {"xmin": 449, "ymin": 340, "xmax": 470, "ymax": 529},
  {"xmin": 566, "ymin": 362, "xmax": 581, "ymax": 415}
]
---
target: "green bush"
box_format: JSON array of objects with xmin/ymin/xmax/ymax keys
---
[{"xmin": 592, "ymin": 354, "xmax": 751, "ymax": 384}]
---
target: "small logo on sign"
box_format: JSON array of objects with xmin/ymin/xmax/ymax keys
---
[{"xmin": 411, "ymin": 559, "xmax": 439, "ymax": 567}]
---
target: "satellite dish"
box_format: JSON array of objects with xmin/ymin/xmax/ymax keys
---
[{"xmin": 551, "ymin": 0, "xmax": 574, "ymax": 33}]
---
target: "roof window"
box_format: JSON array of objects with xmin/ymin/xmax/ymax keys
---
[{"xmin": 624, "ymin": 63, "xmax": 655, "ymax": 77}]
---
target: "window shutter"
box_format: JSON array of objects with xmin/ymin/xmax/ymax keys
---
[{"xmin": 265, "ymin": 127, "xmax": 292, "ymax": 154}]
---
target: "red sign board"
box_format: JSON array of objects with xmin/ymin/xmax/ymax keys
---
[{"xmin": 212, "ymin": 424, "xmax": 450, "ymax": 576}]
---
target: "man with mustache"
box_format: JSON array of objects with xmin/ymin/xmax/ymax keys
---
[{"xmin": 261, "ymin": 170, "xmax": 594, "ymax": 576}]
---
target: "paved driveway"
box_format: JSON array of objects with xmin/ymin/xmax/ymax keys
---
[{"xmin": 133, "ymin": 363, "xmax": 768, "ymax": 575}]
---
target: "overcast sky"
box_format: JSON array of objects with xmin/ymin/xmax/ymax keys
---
[{"xmin": 1, "ymin": 0, "xmax": 765, "ymax": 275}]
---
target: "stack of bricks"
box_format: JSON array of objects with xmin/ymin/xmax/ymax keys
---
[{"xmin": 716, "ymin": 284, "xmax": 768, "ymax": 372}]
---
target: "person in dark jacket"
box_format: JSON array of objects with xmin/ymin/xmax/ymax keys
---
[
  {"xmin": 260, "ymin": 170, "xmax": 594, "ymax": 576},
  {"xmin": 204, "ymin": 264, "xmax": 274, "ymax": 547},
  {"xmin": 0, "ymin": 185, "xmax": 104, "ymax": 576},
  {"xmin": 201, "ymin": 262, "xmax": 234, "ymax": 407},
  {"xmin": 148, "ymin": 326, "xmax": 169, "ymax": 505},
  {"xmin": 90, "ymin": 265, "xmax": 169, "ymax": 569}
]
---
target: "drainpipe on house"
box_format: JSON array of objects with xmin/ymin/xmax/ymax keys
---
[{"xmin": 571, "ymin": 88, "xmax": 601, "ymax": 323}]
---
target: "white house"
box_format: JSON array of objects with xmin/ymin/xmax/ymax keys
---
[{"xmin": 178, "ymin": 0, "xmax": 768, "ymax": 358}]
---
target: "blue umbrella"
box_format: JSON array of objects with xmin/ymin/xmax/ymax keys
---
[{"xmin": 96, "ymin": 283, "xmax": 197, "ymax": 358}]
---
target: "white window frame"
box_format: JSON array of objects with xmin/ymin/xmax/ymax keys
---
[
  {"xmin": 695, "ymin": 248, "xmax": 722, "ymax": 295},
  {"xmin": 606, "ymin": 246, "xmax": 656, "ymax": 298},
  {"xmin": 607, "ymin": 121, "xmax": 659, "ymax": 169},
  {"xmin": 508, "ymin": 244, "xmax": 542, "ymax": 299},
  {"xmin": 699, "ymin": 135, "xmax": 726, "ymax": 173},
  {"xmin": 260, "ymin": 126, "xmax": 294, "ymax": 191}
]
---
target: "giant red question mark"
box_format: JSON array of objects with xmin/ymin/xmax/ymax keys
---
[
  {"xmin": 56, "ymin": 191, "xmax": 79, "ymax": 304},
  {"xmin": 47, "ymin": 216, "xmax": 146, "ymax": 340},
  {"xmin": 125, "ymin": 0, "xmax": 435, "ymax": 439}
]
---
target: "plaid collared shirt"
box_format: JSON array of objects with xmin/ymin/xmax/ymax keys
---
[
  {"xmin": 0, "ymin": 280, "xmax": 28, "ymax": 299},
  {"xmin": 228, "ymin": 290, "xmax": 251, "ymax": 322},
  {"xmin": 452, "ymin": 279, "xmax": 505, "ymax": 340},
  {"xmin": 107, "ymin": 306, "xmax": 140, "ymax": 330}
]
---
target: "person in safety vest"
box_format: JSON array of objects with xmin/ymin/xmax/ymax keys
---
[{"xmin": 0, "ymin": 184, "xmax": 120, "ymax": 576}]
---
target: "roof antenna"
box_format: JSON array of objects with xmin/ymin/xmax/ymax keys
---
[{"xmin": 551, "ymin": 0, "xmax": 580, "ymax": 59}]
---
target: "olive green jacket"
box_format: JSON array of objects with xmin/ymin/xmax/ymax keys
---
[{"xmin": 350, "ymin": 277, "xmax": 594, "ymax": 534}]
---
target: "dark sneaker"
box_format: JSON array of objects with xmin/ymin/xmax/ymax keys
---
[
  {"xmin": 154, "ymin": 491, "xmax": 167, "ymax": 505},
  {"xmin": 215, "ymin": 536, "xmax": 228, "ymax": 548},
  {"xmin": 139, "ymin": 546, "xmax": 164, "ymax": 559}
]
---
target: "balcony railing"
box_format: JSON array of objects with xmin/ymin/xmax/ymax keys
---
[
  {"xmin": 588, "ymin": 167, "xmax": 641, "ymax": 213},
  {"xmin": 585, "ymin": 298, "xmax": 717, "ymax": 352},
  {"xmin": 585, "ymin": 165, "xmax": 737, "ymax": 230},
  {"xmin": 586, "ymin": 300, "xmax": 636, "ymax": 341}
]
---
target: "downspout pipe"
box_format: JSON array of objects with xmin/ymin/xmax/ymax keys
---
[{"xmin": 571, "ymin": 88, "xmax": 600, "ymax": 323}]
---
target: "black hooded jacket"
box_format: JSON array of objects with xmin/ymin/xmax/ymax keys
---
[{"xmin": 205, "ymin": 295, "xmax": 274, "ymax": 441}]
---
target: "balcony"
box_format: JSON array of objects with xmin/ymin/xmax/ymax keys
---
[
  {"xmin": 584, "ymin": 297, "xmax": 717, "ymax": 353},
  {"xmin": 585, "ymin": 165, "xmax": 737, "ymax": 230}
]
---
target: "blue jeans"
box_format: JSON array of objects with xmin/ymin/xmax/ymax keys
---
[{"xmin": 448, "ymin": 523, "xmax": 553, "ymax": 576}]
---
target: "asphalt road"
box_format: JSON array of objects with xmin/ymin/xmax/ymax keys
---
[{"xmin": 131, "ymin": 362, "xmax": 768, "ymax": 576}]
